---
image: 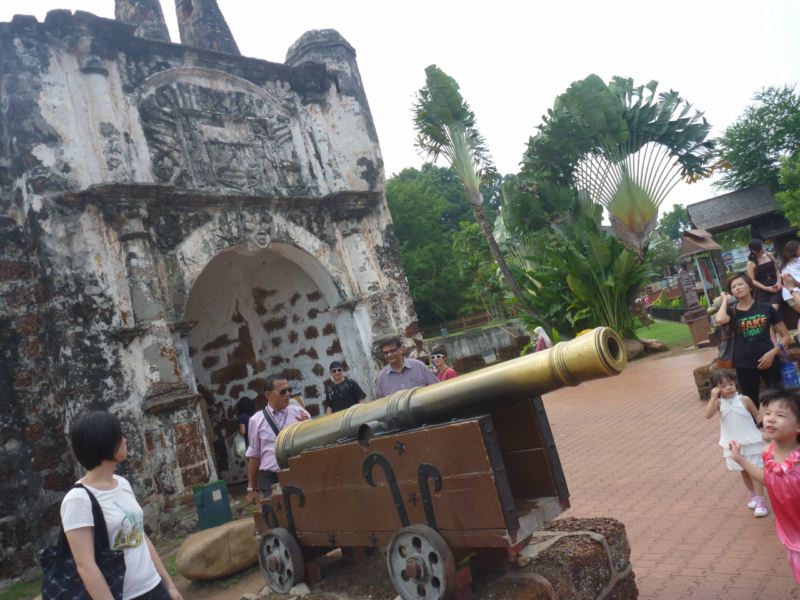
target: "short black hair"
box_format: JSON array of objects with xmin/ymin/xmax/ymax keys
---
[
  {"xmin": 431, "ymin": 345, "xmax": 447, "ymax": 356},
  {"xmin": 709, "ymin": 369, "xmax": 736, "ymax": 388},
  {"xmin": 378, "ymin": 336, "xmax": 402, "ymax": 349},
  {"xmin": 69, "ymin": 411, "xmax": 123, "ymax": 470},
  {"xmin": 760, "ymin": 387, "xmax": 800, "ymax": 442},
  {"xmin": 265, "ymin": 374, "xmax": 287, "ymax": 392},
  {"xmin": 329, "ymin": 360, "xmax": 343, "ymax": 371},
  {"xmin": 727, "ymin": 272, "xmax": 754, "ymax": 293},
  {"xmin": 236, "ymin": 396, "xmax": 255, "ymax": 416}
]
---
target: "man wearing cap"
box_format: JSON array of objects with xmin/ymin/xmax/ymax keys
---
[
  {"xmin": 375, "ymin": 336, "xmax": 438, "ymax": 398},
  {"xmin": 324, "ymin": 361, "xmax": 367, "ymax": 414},
  {"xmin": 246, "ymin": 375, "xmax": 310, "ymax": 511}
]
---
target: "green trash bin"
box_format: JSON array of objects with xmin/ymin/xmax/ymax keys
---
[{"xmin": 192, "ymin": 480, "xmax": 233, "ymax": 530}]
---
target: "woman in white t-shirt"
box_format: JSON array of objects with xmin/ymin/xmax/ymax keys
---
[{"xmin": 61, "ymin": 412, "xmax": 182, "ymax": 600}]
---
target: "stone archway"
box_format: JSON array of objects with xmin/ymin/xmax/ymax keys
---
[{"xmin": 185, "ymin": 243, "xmax": 352, "ymax": 482}]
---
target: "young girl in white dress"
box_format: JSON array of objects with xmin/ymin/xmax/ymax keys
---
[{"xmin": 704, "ymin": 370, "xmax": 768, "ymax": 517}]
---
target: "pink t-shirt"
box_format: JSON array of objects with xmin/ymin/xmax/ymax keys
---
[
  {"xmin": 437, "ymin": 367, "xmax": 457, "ymax": 382},
  {"xmin": 763, "ymin": 444, "xmax": 800, "ymax": 551}
]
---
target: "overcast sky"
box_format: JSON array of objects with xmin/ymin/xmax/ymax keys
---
[{"xmin": 2, "ymin": 1, "xmax": 799, "ymax": 215}]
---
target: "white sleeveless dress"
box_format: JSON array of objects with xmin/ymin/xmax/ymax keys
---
[{"xmin": 719, "ymin": 393, "xmax": 765, "ymax": 471}]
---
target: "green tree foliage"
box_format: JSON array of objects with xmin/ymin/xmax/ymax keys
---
[
  {"xmin": 386, "ymin": 165, "xmax": 505, "ymax": 326},
  {"xmin": 714, "ymin": 226, "xmax": 752, "ymax": 251},
  {"xmin": 506, "ymin": 194, "xmax": 650, "ymax": 338},
  {"xmin": 502, "ymin": 74, "xmax": 711, "ymax": 338},
  {"xmin": 451, "ymin": 221, "xmax": 507, "ymax": 316},
  {"xmin": 715, "ymin": 85, "xmax": 800, "ymax": 193},
  {"xmin": 776, "ymin": 152, "xmax": 800, "ymax": 226},
  {"xmin": 657, "ymin": 204, "xmax": 691, "ymax": 241},
  {"xmin": 413, "ymin": 65, "xmax": 548, "ymax": 327},
  {"xmin": 644, "ymin": 231, "xmax": 680, "ymax": 277},
  {"xmin": 524, "ymin": 75, "xmax": 714, "ymax": 259}
]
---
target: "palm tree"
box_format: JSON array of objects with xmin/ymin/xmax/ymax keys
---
[
  {"xmin": 413, "ymin": 65, "xmax": 550, "ymax": 326},
  {"xmin": 525, "ymin": 75, "xmax": 715, "ymax": 260}
]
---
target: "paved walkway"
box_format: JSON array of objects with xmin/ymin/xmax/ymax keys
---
[{"xmin": 544, "ymin": 348, "xmax": 800, "ymax": 600}]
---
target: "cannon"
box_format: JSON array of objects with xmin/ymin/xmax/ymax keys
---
[{"xmin": 254, "ymin": 327, "xmax": 626, "ymax": 599}]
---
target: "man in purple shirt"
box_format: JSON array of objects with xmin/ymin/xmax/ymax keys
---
[
  {"xmin": 246, "ymin": 375, "xmax": 309, "ymax": 510},
  {"xmin": 375, "ymin": 336, "xmax": 438, "ymax": 398}
]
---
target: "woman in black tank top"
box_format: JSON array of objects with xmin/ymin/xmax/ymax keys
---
[{"xmin": 747, "ymin": 239, "xmax": 781, "ymax": 310}]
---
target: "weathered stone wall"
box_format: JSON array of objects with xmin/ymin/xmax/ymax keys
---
[
  {"xmin": 0, "ymin": 9, "xmax": 416, "ymax": 578},
  {"xmin": 186, "ymin": 248, "xmax": 346, "ymax": 481}
]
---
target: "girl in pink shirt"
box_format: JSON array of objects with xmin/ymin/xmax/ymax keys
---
[
  {"xmin": 431, "ymin": 345, "xmax": 457, "ymax": 382},
  {"xmin": 731, "ymin": 388, "xmax": 800, "ymax": 584}
]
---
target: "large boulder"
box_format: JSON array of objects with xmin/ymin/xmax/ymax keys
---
[
  {"xmin": 622, "ymin": 338, "xmax": 644, "ymax": 361},
  {"xmin": 177, "ymin": 517, "xmax": 258, "ymax": 580}
]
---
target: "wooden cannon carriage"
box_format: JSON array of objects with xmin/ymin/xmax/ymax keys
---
[{"xmin": 253, "ymin": 327, "xmax": 627, "ymax": 599}]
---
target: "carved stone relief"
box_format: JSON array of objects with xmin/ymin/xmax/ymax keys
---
[{"xmin": 137, "ymin": 70, "xmax": 320, "ymax": 197}]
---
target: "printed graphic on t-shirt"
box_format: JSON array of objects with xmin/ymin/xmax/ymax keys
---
[
  {"xmin": 736, "ymin": 312, "xmax": 770, "ymax": 338},
  {"xmin": 113, "ymin": 504, "xmax": 144, "ymax": 550}
]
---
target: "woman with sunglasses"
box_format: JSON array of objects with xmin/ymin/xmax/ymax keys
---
[
  {"xmin": 431, "ymin": 346, "xmax": 457, "ymax": 382},
  {"xmin": 323, "ymin": 361, "xmax": 366, "ymax": 414}
]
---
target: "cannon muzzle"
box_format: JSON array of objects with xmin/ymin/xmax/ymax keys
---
[{"xmin": 276, "ymin": 326, "xmax": 626, "ymax": 468}]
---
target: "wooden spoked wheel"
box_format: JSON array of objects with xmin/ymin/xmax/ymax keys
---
[
  {"xmin": 387, "ymin": 524, "xmax": 456, "ymax": 599},
  {"xmin": 258, "ymin": 527, "xmax": 304, "ymax": 594}
]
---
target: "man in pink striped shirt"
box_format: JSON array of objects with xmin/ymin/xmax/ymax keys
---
[{"xmin": 246, "ymin": 375, "xmax": 309, "ymax": 509}]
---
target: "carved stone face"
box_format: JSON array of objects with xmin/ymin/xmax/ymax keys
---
[{"xmin": 244, "ymin": 212, "xmax": 272, "ymax": 251}]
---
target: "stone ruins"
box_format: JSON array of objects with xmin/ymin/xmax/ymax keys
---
[{"xmin": 0, "ymin": 0, "xmax": 418, "ymax": 576}]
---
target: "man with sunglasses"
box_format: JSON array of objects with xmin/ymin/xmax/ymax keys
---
[
  {"xmin": 375, "ymin": 336, "xmax": 438, "ymax": 398},
  {"xmin": 324, "ymin": 361, "xmax": 366, "ymax": 414},
  {"xmin": 246, "ymin": 375, "xmax": 310, "ymax": 510}
]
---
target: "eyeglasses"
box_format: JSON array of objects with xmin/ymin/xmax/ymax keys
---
[
  {"xmin": 277, "ymin": 388, "xmax": 292, "ymax": 396},
  {"xmin": 331, "ymin": 368, "xmax": 343, "ymax": 373},
  {"xmin": 431, "ymin": 354, "xmax": 446, "ymax": 359}
]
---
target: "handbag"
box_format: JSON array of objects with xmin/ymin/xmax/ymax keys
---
[
  {"xmin": 41, "ymin": 484, "xmax": 126, "ymax": 600},
  {"xmin": 716, "ymin": 307, "xmax": 735, "ymax": 369},
  {"xmin": 233, "ymin": 432, "xmax": 247, "ymax": 457}
]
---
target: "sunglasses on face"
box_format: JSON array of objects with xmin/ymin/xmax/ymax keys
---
[
  {"xmin": 277, "ymin": 388, "xmax": 292, "ymax": 396},
  {"xmin": 432, "ymin": 354, "xmax": 446, "ymax": 359},
  {"xmin": 331, "ymin": 368, "xmax": 343, "ymax": 373}
]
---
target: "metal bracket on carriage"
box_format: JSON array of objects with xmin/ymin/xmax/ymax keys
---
[
  {"xmin": 282, "ymin": 486, "xmax": 306, "ymax": 536},
  {"xmin": 362, "ymin": 452, "xmax": 410, "ymax": 527}
]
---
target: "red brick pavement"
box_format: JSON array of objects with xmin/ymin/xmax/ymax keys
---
[{"xmin": 544, "ymin": 348, "xmax": 800, "ymax": 600}]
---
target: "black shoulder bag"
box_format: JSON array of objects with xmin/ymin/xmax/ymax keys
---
[
  {"xmin": 716, "ymin": 306, "xmax": 736, "ymax": 369},
  {"xmin": 41, "ymin": 484, "xmax": 126, "ymax": 600},
  {"xmin": 262, "ymin": 408, "xmax": 281, "ymax": 436}
]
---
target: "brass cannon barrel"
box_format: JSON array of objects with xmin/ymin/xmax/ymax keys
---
[{"xmin": 276, "ymin": 326, "xmax": 626, "ymax": 468}]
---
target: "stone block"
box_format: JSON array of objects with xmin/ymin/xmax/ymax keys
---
[
  {"xmin": 508, "ymin": 517, "xmax": 636, "ymax": 600},
  {"xmin": 694, "ymin": 363, "xmax": 713, "ymax": 401},
  {"xmin": 176, "ymin": 517, "xmax": 258, "ymax": 580},
  {"xmin": 622, "ymin": 338, "xmax": 644, "ymax": 361},
  {"xmin": 453, "ymin": 354, "xmax": 486, "ymax": 374},
  {"xmin": 0, "ymin": 260, "xmax": 30, "ymax": 281}
]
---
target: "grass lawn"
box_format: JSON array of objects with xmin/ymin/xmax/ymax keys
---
[
  {"xmin": 0, "ymin": 579, "xmax": 40, "ymax": 600},
  {"xmin": 636, "ymin": 319, "xmax": 694, "ymax": 349}
]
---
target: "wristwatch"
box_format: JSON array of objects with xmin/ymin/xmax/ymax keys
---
[{"xmin": 246, "ymin": 487, "xmax": 255, "ymax": 492}]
